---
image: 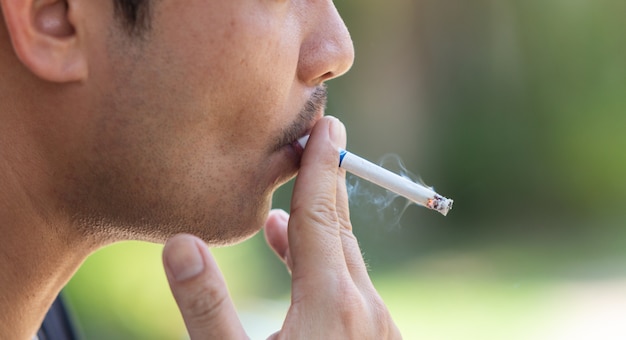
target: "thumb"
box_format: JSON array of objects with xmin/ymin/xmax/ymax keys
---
[{"xmin": 163, "ymin": 234, "xmax": 247, "ymax": 339}]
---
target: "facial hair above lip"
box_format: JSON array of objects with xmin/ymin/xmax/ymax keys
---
[{"xmin": 272, "ymin": 84, "xmax": 328, "ymax": 153}]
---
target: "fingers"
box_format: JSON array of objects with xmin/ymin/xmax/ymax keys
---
[
  {"xmin": 289, "ymin": 116, "xmax": 375, "ymax": 288},
  {"xmin": 334, "ymin": 148, "xmax": 351, "ymax": 232},
  {"xmin": 335, "ymin": 165, "xmax": 372, "ymax": 288},
  {"xmin": 264, "ymin": 209, "xmax": 292, "ymax": 271},
  {"xmin": 163, "ymin": 234, "xmax": 247, "ymax": 339},
  {"xmin": 288, "ymin": 116, "xmax": 347, "ymax": 279},
  {"xmin": 329, "ymin": 125, "xmax": 364, "ymax": 274}
]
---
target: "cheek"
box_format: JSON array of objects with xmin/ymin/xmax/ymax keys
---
[{"xmin": 155, "ymin": 17, "xmax": 300, "ymax": 148}]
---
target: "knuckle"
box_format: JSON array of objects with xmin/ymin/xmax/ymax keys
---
[
  {"xmin": 183, "ymin": 283, "xmax": 229, "ymax": 325},
  {"xmin": 334, "ymin": 280, "xmax": 367, "ymax": 330},
  {"xmin": 339, "ymin": 228, "xmax": 357, "ymax": 243},
  {"xmin": 366, "ymin": 294, "xmax": 401, "ymax": 339},
  {"xmin": 293, "ymin": 191, "xmax": 337, "ymax": 217},
  {"xmin": 291, "ymin": 200, "xmax": 339, "ymax": 233},
  {"xmin": 338, "ymin": 214, "xmax": 353, "ymax": 231},
  {"xmin": 333, "ymin": 281, "xmax": 400, "ymax": 339}
]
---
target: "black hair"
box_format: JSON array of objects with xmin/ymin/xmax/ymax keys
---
[{"xmin": 113, "ymin": 0, "xmax": 151, "ymax": 35}]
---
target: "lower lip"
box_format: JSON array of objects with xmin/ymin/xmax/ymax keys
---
[
  {"xmin": 275, "ymin": 140, "xmax": 302, "ymax": 169},
  {"xmin": 291, "ymin": 139, "xmax": 305, "ymax": 157},
  {"xmin": 266, "ymin": 142, "xmax": 301, "ymax": 186}
]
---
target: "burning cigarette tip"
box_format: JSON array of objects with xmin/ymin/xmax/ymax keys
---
[{"xmin": 428, "ymin": 195, "xmax": 454, "ymax": 216}]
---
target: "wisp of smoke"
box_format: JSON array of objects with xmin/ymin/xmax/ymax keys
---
[{"xmin": 346, "ymin": 154, "xmax": 431, "ymax": 229}]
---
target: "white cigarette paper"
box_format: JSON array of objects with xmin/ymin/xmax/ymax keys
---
[{"xmin": 298, "ymin": 136, "xmax": 453, "ymax": 216}]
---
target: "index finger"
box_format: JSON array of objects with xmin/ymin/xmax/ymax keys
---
[{"xmin": 288, "ymin": 116, "xmax": 348, "ymax": 280}]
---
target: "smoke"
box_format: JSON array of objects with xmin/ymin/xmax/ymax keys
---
[{"xmin": 346, "ymin": 154, "xmax": 430, "ymax": 229}]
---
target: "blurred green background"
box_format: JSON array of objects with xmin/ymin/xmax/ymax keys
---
[{"xmin": 64, "ymin": 1, "xmax": 626, "ymax": 339}]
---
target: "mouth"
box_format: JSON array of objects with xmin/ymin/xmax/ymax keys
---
[
  {"xmin": 263, "ymin": 87, "xmax": 326, "ymax": 188},
  {"xmin": 273, "ymin": 85, "xmax": 327, "ymax": 156},
  {"xmin": 290, "ymin": 137, "xmax": 306, "ymax": 157},
  {"xmin": 279, "ymin": 117, "xmax": 318, "ymax": 166}
]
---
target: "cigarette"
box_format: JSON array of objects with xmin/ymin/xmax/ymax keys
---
[{"xmin": 298, "ymin": 136, "xmax": 454, "ymax": 216}]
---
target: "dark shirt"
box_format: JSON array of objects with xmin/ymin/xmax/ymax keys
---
[{"xmin": 36, "ymin": 295, "xmax": 79, "ymax": 340}]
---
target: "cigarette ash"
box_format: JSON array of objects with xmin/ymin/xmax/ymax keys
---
[
  {"xmin": 346, "ymin": 154, "xmax": 432, "ymax": 228},
  {"xmin": 427, "ymin": 195, "xmax": 454, "ymax": 216}
]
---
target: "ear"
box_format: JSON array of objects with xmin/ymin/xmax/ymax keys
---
[{"xmin": 1, "ymin": 0, "xmax": 87, "ymax": 82}]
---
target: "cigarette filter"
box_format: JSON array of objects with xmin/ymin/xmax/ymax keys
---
[{"xmin": 298, "ymin": 136, "xmax": 453, "ymax": 216}]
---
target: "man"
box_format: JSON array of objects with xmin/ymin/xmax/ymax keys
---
[{"xmin": 0, "ymin": 0, "xmax": 401, "ymax": 338}]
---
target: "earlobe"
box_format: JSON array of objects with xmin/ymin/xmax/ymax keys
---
[{"xmin": 1, "ymin": 0, "xmax": 87, "ymax": 82}]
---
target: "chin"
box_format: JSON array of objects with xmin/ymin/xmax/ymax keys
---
[
  {"xmin": 212, "ymin": 209, "xmax": 269, "ymax": 247},
  {"xmin": 91, "ymin": 190, "xmax": 273, "ymax": 248},
  {"xmin": 196, "ymin": 190, "xmax": 274, "ymax": 247}
]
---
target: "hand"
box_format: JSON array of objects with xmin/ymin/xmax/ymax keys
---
[{"xmin": 162, "ymin": 117, "xmax": 401, "ymax": 339}]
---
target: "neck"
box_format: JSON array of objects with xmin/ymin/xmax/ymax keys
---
[
  {"xmin": 0, "ymin": 29, "xmax": 110, "ymax": 339},
  {"xmin": 0, "ymin": 215, "xmax": 94, "ymax": 339},
  {"xmin": 0, "ymin": 125, "xmax": 99, "ymax": 340}
]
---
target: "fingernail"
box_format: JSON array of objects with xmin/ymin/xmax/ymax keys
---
[
  {"xmin": 328, "ymin": 116, "xmax": 346, "ymax": 147},
  {"xmin": 165, "ymin": 236, "xmax": 205, "ymax": 282},
  {"xmin": 276, "ymin": 209, "xmax": 289, "ymax": 223}
]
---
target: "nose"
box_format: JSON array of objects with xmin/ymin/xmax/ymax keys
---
[{"xmin": 297, "ymin": 2, "xmax": 355, "ymax": 86}]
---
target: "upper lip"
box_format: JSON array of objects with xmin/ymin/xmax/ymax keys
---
[
  {"xmin": 294, "ymin": 107, "xmax": 323, "ymax": 144},
  {"xmin": 293, "ymin": 85, "xmax": 327, "ymax": 141},
  {"xmin": 302, "ymin": 108, "xmax": 324, "ymax": 137},
  {"xmin": 291, "ymin": 111, "xmax": 322, "ymax": 154},
  {"xmin": 281, "ymin": 115, "xmax": 320, "ymax": 157},
  {"xmin": 275, "ymin": 86, "xmax": 327, "ymax": 152}
]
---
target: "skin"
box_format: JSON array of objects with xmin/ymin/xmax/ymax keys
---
[{"xmin": 0, "ymin": 0, "xmax": 401, "ymax": 338}]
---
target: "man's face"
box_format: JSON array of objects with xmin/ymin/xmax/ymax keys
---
[{"xmin": 62, "ymin": 0, "xmax": 354, "ymax": 244}]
